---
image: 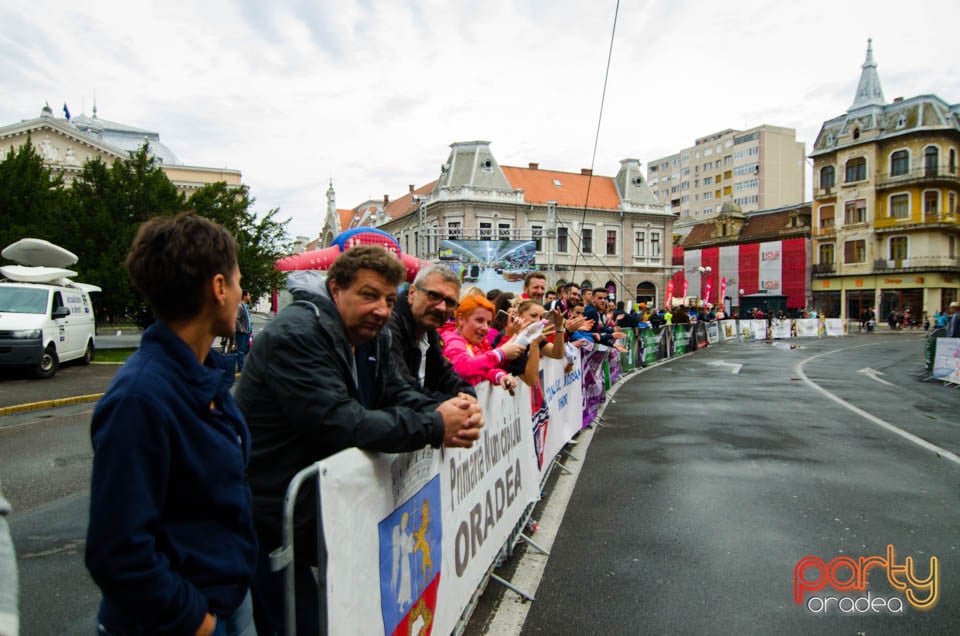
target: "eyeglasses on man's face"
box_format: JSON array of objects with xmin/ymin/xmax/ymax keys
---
[{"xmin": 415, "ymin": 284, "xmax": 459, "ymax": 309}]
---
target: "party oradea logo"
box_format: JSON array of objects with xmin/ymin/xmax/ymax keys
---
[{"xmin": 794, "ymin": 545, "xmax": 938, "ymax": 614}]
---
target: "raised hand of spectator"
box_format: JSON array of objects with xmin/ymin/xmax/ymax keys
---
[{"xmin": 498, "ymin": 340, "xmax": 525, "ymax": 360}]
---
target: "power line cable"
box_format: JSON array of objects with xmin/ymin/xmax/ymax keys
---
[{"xmin": 570, "ymin": 0, "xmax": 620, "ymax": 287}]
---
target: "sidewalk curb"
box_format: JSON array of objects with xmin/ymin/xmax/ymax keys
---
[{"xmin": 0, "ymin": 393, "xmax": 104, "ymax": 417}]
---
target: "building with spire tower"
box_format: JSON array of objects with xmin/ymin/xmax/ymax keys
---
[{"xmin": 809, "ymin": 40, "xmax": 960, "ymax": 320}]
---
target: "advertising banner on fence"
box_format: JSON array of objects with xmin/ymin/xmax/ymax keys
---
[
  {"xmin": 771, "ymin": 320, "xmax": 792, "ymax": 339},
  {"xmin": 824, "ymin": 318, "xmax": 845, "ymax": 337},
  {"xmin": 641, "ymin": 328, "xmax": 660, "ymax": 366},
  {"xmin": 933, "ymin": 338, "xmax": 960, "ymax": 384},
  {"xmin": 753, "ymin": 319, "xmax": 768, "ymax": 340},
  {"xmin": 795, "ymin": 319, "xmax": 819, "ymax": 337},
  {"xmin": 537, "ymin": 356, "xmax": 584, "ymax": 482},
  {"xmin": 319, "ymin": 381, "xmax": 539, "ymax": 636},
  {"xmin": 608, "ymin": 346, "xmax": 622, "ymax": 385},
  {"xmin": 722, "ymin": 321, "xmax": 738, "ymax": 339},
  {"xmin": 673, "ymin": 324, "xmax": 690, "ymax": 354},
  {"xmin": 706, "ymin": 321, "xmax": 720, "ymax": 344},
  {"xmin": 582, "ymin": 348, "xmax": 607, "ymax": 427}
]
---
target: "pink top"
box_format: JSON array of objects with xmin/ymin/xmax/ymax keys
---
[{"xmin": 440, "ymin": 328, "xmax": 508, "ymax": 386}]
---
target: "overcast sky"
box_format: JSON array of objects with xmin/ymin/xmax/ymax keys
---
[{"xmin": 3, "ymin": 0, "xmax": 958, "ymax": 239}]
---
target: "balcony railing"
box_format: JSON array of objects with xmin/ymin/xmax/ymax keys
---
[
  {"xmin": 872, "ymin": 256, "xmax": 960, "ymax": 273},
  {"xmin": 875, "ymin": 166, "xmax": 960, "ymax": 189},
  {"xmin": 811, "ymin": 263, "xmax": 836, "ymax": 275}
]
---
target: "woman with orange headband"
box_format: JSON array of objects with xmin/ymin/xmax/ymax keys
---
[{"xmin": 441, "ymin": 295, "xmax": 524, "ymax": 390}]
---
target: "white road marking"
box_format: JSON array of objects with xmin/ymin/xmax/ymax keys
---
[
  {"xmin": 707, "ymin": 360, "xmax": 742, "ymax": 374},
  {"xmin": 796, "ymin": 345, "xmax": 960, "ymax": 468},
  {"xmin": 856, "ymin": 366, "xmax": 894, "ymax": 386}
]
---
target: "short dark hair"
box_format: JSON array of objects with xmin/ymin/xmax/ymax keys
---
[
  {"xmin": 126, "ymin": 213, "xmax": 238, "ymax": 322},
  {"xmin": 328, "ymin": 245, "xmax": 406, "ymax": 289}
]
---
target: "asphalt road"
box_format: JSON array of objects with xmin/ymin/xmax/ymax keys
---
[{"xmin": 517, "ymin": 333, "xmax": 960, "ymax": 635}]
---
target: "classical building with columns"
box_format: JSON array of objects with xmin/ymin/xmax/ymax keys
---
[
  {"xmin": 0, "ymin": 103, "xmax": 242, "ymax": 195},
  {"xmin": 809, "ymin": 41, "xmax": 960, "ymax": 320},
  {"xmin": 374, "ymin": 140, "xmax": 678, "ymax": 304}
]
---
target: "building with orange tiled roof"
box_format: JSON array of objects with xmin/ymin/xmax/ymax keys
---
[{"xmin": 375, "ymin": 140, "xmax": 678, "ymax": 304}]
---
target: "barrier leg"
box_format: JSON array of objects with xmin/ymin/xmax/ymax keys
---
[
  {"xmin": 271, "ymin": 464, "xmax": 323, "ymax": 636},
  {"xmin": 518, "ymin": 533, "xmax": 550, "ymax": 556},
  {"xmin": 551, "ymin": 457, "xmax": 574, "ymax": 475},
  {"xmin": 490, "ymin": 573, "xmax": 536, "ymax": 602}
]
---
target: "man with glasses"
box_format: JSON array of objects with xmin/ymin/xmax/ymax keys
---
[{"xmin": 388, "ymin": 264, "xmax": 476, "ymax": 399}]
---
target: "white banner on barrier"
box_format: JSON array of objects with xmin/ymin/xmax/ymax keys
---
[
  {"xmin": 722, "ymin": 321, "xmax": 738, "ymax": 339},
  {"xmin": 771, "ymin": 320, "xmax": 792, "ymax": 339},
  {"xmin": 795, "ymin": 319, "xmax": 819, "ymax": 337},
  {"xmin": 319, "ymin": 381, "xmax": 539, "ymax": 636},
  {"xmin": 750, "ymin": 319, "xmax": 768, "ymax": 341},
  {"xmin": 825, "ymin": 318, "xmax": 845, "ymax": 337},
  {"xmin": 933, "ymin": 338, "xmax": 960, "ymax": 384},
  {"xmin": 706, "ymin": 321, "xmax": 720, "ymax": 344},
  {"xmin": 537, "ymin": 356, "xmax": 584, "ymax": 482}
]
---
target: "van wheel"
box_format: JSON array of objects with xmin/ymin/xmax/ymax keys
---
[
  {"xmin": 81, "ymin": 341, "xmax": 94, "ymax": 365},
  {"xmin": 35, "ymin": 345, "xmax": 59, "ymax": 379}
]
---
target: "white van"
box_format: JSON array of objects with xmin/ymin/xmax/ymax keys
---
[
  {"xmin": 0, "ymin": 280, "xmax": 98, "ymax": 377},
  {"xmin": 0, "ymin": 238, "xmax": 100, "ymax": 378}
]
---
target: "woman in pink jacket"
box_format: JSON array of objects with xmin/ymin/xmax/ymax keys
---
[{"xmin": 441, "ymin": 295, "xmax": 523, "ymax": 390}]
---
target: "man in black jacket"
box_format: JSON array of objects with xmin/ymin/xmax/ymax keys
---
[
  {"xmin": 236, "ymin": 246, "xmax": 483, "ymax": 636},
  {"xmin": 388, "ymin": 264, "xmax": 476, "ymax": 400}
]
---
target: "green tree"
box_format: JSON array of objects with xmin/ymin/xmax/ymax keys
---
[
  {"xmin": 0, "ymin": 138, "xmax": 66, "ymax": 250},
  {"xmin": 66, "ymin": 145, "xmax": 183, "ymax": 324},
  {"xmin": 187, "ymin": 181, "xmax": 292, "ymax": 303}
]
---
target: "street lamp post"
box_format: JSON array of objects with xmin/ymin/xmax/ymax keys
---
[{"xmin": 698, "ymin": 265, "xmax": 712, "ymax": 307}]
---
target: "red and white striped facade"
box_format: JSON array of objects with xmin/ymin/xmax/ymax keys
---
[{"xmin": 672, "ymin": 238, "xmax": 810, "ymax": 309}]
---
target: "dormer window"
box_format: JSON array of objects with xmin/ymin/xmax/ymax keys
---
[
  {"xmin": 553, "ymin": 179, "xmax": 562, "ymax": 187},
  {"xmin": 826, "ymin": 133, "xmax": 836, "ymax": 147},
  {"xmin": 896, "ymin": 114, "xmax": 907, "ymax": 129},
  {"xmin": 853, "ymin": 128, "xmax": 861, "ymax": 140},
  {"xmin": 481, "ymin": 159, "xmax": 493, "ymax": 172}
]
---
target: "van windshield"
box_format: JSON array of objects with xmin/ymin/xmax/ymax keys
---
[{"xmin": 0, "ymin": 287, "xmax": 49, "ymax": 314}]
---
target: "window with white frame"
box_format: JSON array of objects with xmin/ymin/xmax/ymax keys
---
[
  {"xmin": 843, "ymin": 239, "xmax": 866, "ymax": 263},
  {"xmin": 606, "ymin": 229, "xmax": 617, "ymax": 256},
  {"xmin": 890, "ymin": 150, "xmax": 909, "ymax": 176},
  {"xmin": 924, "ymin": 190, "xmax": 940, "ymax": 215},
  {"xmin": 557, "ymin": 227, "xmax": 569, "ymax": 253},
  {"xmin": 531, "ymin": 225, "xmax": 543, "ymax": 251},
  {"xmin": 651, "ymin": 232, "xmax": 661, "ymax": 257},
  {"xmin": 844, "ymin": 199, "xmax": 867, "ymax": 224},
  {"xmin": 819, "ymin": 205, "xmax": 835, "ymax": 229},
  {"xmin": 635, "ymin": 231, "xmax": 645, "ymax": 256},
  {"xmin": 889, "ymin": 194, "xmax": 909, "ymax": 219},
  {"xmin": 845, "ymin": 157, "xmax": 867, "ymax": 182},
  {"xmin": 581, "ymin": 228, "xmax": 593, "ymax": 254},
  {"xmin": 889, "ymin": 236, "xmax": 908, "ymax": 261}
]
